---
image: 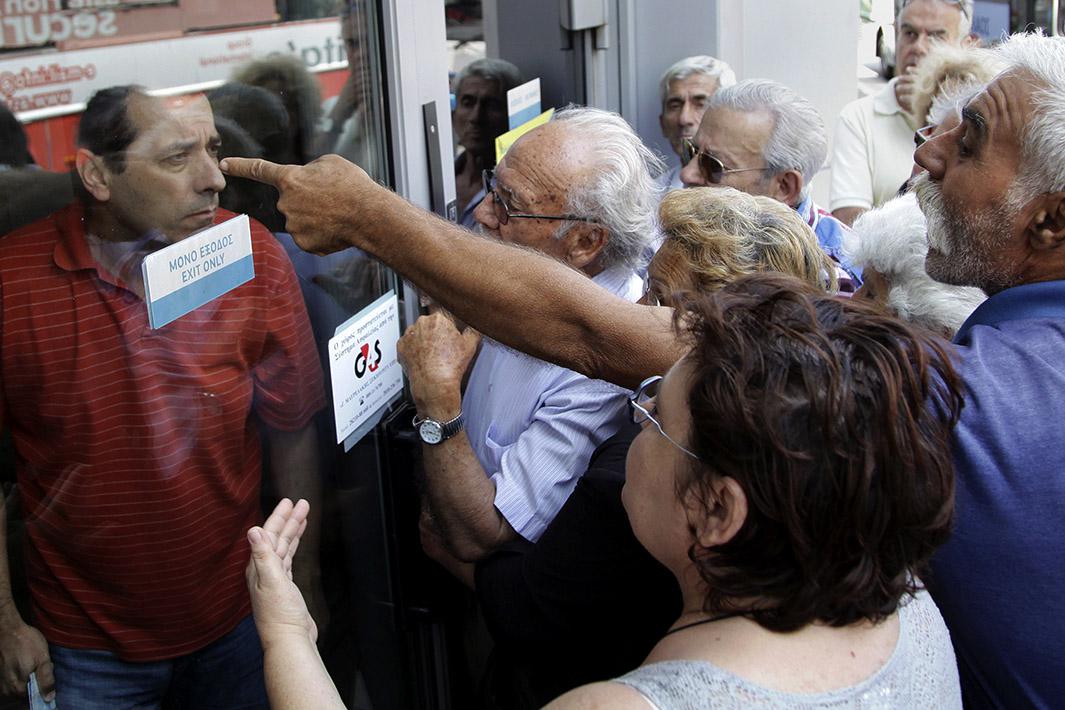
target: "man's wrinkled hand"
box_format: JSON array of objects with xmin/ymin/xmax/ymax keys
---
[
  {"xmin": 397, "ymin": 314, "xmax": 481, "ymax": 415},
  {"xmin": 0, "ymin": 603, "xmax": 53, "ymax": 701},
  {"xmin": 220, "ymin": 155, "xmax": 378, "ymax": 256}
]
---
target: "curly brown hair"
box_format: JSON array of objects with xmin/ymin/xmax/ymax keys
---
[{"xmin": 674, "ymin": 273, "xmax": 962, "ymax": 632}]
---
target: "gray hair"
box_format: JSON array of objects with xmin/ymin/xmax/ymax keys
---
[
  {"xmin": 550, "ymin": 106, "xmax": 664, "ymax": 270},
  {"xmin": 993, "ymin": 32, "xmax": 1065, "ymax": 201},
  {"xmin": 845, "ymin": 193, "xmax": 985, "ymax": 335},
  {"xmin": 658, "ymin": 55, "xmax": 737, "ymax": 106},
  {"xmin": 896, "ymin": 0, "xmax": 974, "ymax": 38},
  {"xmin": 708, "ymin": 79, "xmax": 825, "ymax": 201},
  {"xmin": 926, "ymin": 80, "xmax": 982, "ymax": 127},
  {"xmin": 451, "ymin": 58, "xmax": 523, "ymax": 95}
]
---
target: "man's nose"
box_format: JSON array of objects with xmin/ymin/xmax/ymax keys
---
[
  {"xmin": 679, "ymin": 100, "xmax": 698, "ymax": 128},
  {"xmin": 679, "ymin": 155, "xmax": 705, "ymax": 187},
  {"xmin": 914, "ymin": 32, "xmax": 931, "ymax": 58},
  {"xmin": 199, "ymin": 153, "xmax": 227, "ymax": 193},
  {"xmin": 913, "ymin": 131, "xmax": 946, "ymax": 181},
  {"xmin": 473, "ymin": 191, "xmax": 500, "ymax": 231}
]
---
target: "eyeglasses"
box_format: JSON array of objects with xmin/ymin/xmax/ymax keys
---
[
  {"xmin": 681, "ymin": 138, "xmax": 770, "ymax": 185},
  {"xmin": 629, "ymin": 375, "xmax": 699, "ymax": 460},
  {"xmin": 913, "ymin": 124, "xmax": 936, "ymax": 148},
  {"xmin": 902, "ymin": 0, "xmax": 969, "ymax": 20},
  {"xmin": 481, "ymin": 169, "xmax": 598, "ymax": 226}
]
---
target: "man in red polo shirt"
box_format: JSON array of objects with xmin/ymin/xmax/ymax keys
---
[{"xmin": 0, "ymin": 86, "xmax": 324, "ymax": 708}]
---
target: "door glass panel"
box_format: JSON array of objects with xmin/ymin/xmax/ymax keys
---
[{"xmin": 0, "ymin": 2, "xmax": 405, "ymax": 707}]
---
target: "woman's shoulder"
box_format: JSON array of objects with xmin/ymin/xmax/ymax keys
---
[{"xmin": 543, "ymin": 681, "xmax": 651, "ymax": 710}]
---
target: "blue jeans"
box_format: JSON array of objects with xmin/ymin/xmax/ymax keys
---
[{"xmin": 49, "ymin": 615, "xmax": 268, "ymax": 710}]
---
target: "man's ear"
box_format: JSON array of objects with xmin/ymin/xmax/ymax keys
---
[
  {"xmin": 685, "ymin": 476, "xmax": 748, "ymax": 549},
  {"xmin": 1025, "ymin": 192, "xmax": 1065, "ymax": 251},
  {"xmin": 75, "ymin": 148, "xmax": 111, "ymax": 203},
  {"xmin": 565, "ymin": 223, "xmax": 609, "ymax": 271},
  {"xmin": 772, "ymin": 169, "xmax": 804, "ymax": 208}
]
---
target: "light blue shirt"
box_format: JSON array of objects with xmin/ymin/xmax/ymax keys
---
[
  {"xmin": 463, "ymin": 265, "xmax": 644, "ymax": 542},
  {"xmin": 656, "ymin": 163, "xmax": 684, "ymax": 192}
]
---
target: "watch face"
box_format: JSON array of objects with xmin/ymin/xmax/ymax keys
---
[{"xmin": 419, "ymin": 420, "xmax": 443, "ymax": 444}]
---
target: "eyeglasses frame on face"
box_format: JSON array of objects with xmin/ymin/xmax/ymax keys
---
[
  {"xmin": 481, "ymin": 169, "xmax": 598, "ymax": 226},
  {"xmin": 629, "ymin": 375, "xmax": 700, "ymax": 460},
  {"xmin": 681, "ymin": 138, "xmax": 771, "ymax": 185},
  {"xmin": 913, "ymin": 123, "xmax": 937, "ymax": 148}
]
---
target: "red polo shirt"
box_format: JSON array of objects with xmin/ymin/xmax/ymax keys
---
[{"xmin": 0, "ymin": 205, "xmax": 325, "ymax": 661}]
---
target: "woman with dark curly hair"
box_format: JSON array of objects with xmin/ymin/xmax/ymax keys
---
[{"xmin": 547, "ymin": 273, "xmax": 964, "ymax": 709}]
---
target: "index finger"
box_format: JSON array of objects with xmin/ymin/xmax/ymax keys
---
[{"xmin": 220, "ymin": 157, "xmax": 292, "ymax": 187}]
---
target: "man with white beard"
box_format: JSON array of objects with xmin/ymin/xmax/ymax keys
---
[{"xmin": 911, "ymin": 32, "xmax": 1065, "ymax": 710}]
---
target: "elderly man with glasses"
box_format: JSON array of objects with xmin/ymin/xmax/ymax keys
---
[
  {"xmin": 830, "ymin": 0, "xmax": 974, "ymax": 227},
  {"xmin": 680, "ymin": 78, "xmax": 862, "ymax": 290},
  {"xmin": 395, "ymin": 106, "xmax": 661, "ymax": 567}
]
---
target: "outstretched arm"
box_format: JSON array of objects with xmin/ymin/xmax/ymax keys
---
[
  {"xmin": 220, "ymin": 156, "xmax": 682, "ymax": 389},
  {"xmin": 246, "ymin": 499, "xmax": 344, "ymax": 710}
]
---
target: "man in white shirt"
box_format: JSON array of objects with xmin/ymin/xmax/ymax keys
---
[
  {"xmin": 830, "ymin": 0, "xmax": 973, "ymax": 226},
  {"xmin": 656, "ymin": 56, "xmax": 735, "ymax": 191}
]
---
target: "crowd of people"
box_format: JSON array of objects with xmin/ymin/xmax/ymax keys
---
[{"xmin": 0, "ymin": 0, "xmax": 1062, "ymax": 707}]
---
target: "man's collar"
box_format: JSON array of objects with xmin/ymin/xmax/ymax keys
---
[
  {"xmin": 954, "ymin": 279, "xmax": 1065, "ymax": 343},
  {"xmin": 874, "ymin": 77, "xmax": 904, "ymax": 116},
  {"xmin": 53, "ymin": 202, "xmax": 94, "ymax": 272}
]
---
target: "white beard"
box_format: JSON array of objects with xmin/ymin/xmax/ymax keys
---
[{"xmin": 911, "ymin": 173, "xmax": 1017, "ymax": 293}]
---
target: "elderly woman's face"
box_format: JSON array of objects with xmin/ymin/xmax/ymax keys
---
[
  {"xmin": 622, "ymin": 357, "xmax": 699, "ymax": 572},
  {"xmin": 639, "ymin": 241, "xmax": 698, "ymax": 307}
]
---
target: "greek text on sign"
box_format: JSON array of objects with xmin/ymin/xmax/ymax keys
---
[
  {"xmin": 507, "ymin": 77, "xmax": 541, "ymax": 130},
  {"xmin": 141, "ymin": 214, "xmax": 254, "ymax": 329},
  {"xmin": 328, "ymin": 292, "xmax": 403, "ymax": 446}
]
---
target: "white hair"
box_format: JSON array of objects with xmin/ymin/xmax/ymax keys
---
[
  {"xmin": 550, "ymin": 106, "xmax": 664, "ymax": 270},
  {"xmin": 708, "ymin": 79, "xmax": 825, "ymax": 201},
  {"xmin": 896, "ymin": 0, "xmax": 974, "ymax": 39},
  {"xmin": 926, "ymin": 80, "xmax": 982, "ymax": 126},
  {"xmin": 658, "ymin": 55, "xmax": 737, "ymax": 106},
  {"xmin": 845, "ymin": 193, "xmax": 985, "ymax": 335},
  {"xmin": 993, "ymin": 32, "xmax": 1065, "ymax": 200}
]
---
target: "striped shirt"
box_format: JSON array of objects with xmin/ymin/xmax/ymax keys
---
[
  {"xmin": 463, "ymin": 265, "xmax": 643, "ymax": 542},
  {"xmin": 0, "ymin": 205, "xmax": 324, "ymax": 661}
]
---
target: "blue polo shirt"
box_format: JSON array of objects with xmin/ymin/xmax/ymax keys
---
[{"xmin": 930, "ymin": 279, "xmax": 1065, "ymax": 709}]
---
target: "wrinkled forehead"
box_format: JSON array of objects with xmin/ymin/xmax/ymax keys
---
[
  {"xmin": 964, "ymin": 69, "xmax": 1037, "ymax": 140},
  {"xmin": 126, "ymin": 93, "xmax": 216, "ymax": 152}
]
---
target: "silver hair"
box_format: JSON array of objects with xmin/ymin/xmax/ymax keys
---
[
  {"xmin": 708, "ymin": 79, "xmax": 825, "ymax": 202},
  {"xmin": 896, "ymin": 0, "xmax": 974, "ymax": 38},
  {"xmin": 926, "ymin": 80, "xmax": 982, "ymax": 127},
  {"xmin": 993, "ymin": 32, "xmax": 1065, "ymax": 201},
  {"xmin": 452, "ymin": 58, "xmax": 523, "ymax": 95},
  {"xmin": 658, "ymin": 55, "xmax": 737, "ymax": 106},
  {"xmin": 845, "ymin": 193, "xmax": 985, "ymax": 335},
  {"xmin": 549, "ymin": 106, "xmax": 664, "ymax": 270}
]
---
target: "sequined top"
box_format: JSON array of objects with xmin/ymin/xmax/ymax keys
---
[{"xmin": 614, "ymin": 590, "xmax": 961, "ymax": 709}]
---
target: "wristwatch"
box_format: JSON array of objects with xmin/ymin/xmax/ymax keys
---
[{"xmin": 413, "ymin": 411, "xmax": 465, "ymax": 445}]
